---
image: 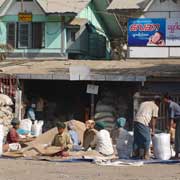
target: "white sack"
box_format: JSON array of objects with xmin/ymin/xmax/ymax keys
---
[
  {"xmin": 32, "ymin": 120, "xmax": 44, "ymax": 137},
  {"xmin": 0, "ymin": 94, "xmax": 13, "ymax": 106},
  {"xmin": 20, "ymin": 119, "xmax": 32, "ymax": 132},
  {"xmin": 153, "ymin": 133, "xmax": 171, "ymax": 160}
]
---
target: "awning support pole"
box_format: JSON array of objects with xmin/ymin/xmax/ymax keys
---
[{"xmin": 90, "ymin": 93, "xmax": 95, "ymax": 119}]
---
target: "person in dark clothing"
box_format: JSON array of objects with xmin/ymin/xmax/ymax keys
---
[{"xmin": 164, "ymin": 93, "xmax": 180, "ymax": 159}]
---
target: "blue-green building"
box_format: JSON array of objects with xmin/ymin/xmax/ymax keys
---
[{"xmin": 0, "ymin": 0, "xmax": 121, "ymax": 59}]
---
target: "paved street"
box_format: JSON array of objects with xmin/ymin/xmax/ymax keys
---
[{"xmin": 0, "ymin": 159, "xmax": 180, "ymax": 180}]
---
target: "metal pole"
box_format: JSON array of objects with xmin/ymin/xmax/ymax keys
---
[
  {"xmin": 90, "ymin": 82, "xmax": 95, "ymax": 119},
  {"xmin": 90, "ymin": 93, "xmax": 95, "ymax": 119}
]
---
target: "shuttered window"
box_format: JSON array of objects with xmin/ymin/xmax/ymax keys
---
[
  {"xmin": 18, "ymin": 23, "xmax": 31, "ymax": 48},
  {"xmin": 7, "ymin": 23, "xmax": 16, "ymax": 48},
  {"xmin": 32, "ymin": 23, "xmax": 45, "ymax": 48},
  {"xmin": 6, "ymin": 22, "xmax": 44, "ymax": 49}
]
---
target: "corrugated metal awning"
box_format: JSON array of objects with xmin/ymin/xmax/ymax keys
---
[
  {"xmin": 107, "ymin": 0, "xmax": 150, "ymax": 11},
  {"xmin": 1, "ymin": 59, "xmax": 180, "ymax": 81},
  {"xmin": 35, "ymin": 0, "xmax": 91, "ymax": 14}
]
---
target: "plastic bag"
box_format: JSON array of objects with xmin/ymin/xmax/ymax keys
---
[
  {"xmin": 8, "ymin": 143, "xmax": 21, "ymax": 152},
  {"xmin": 20, "ymin": 119, "xmax": 32, "ymax": 132},
  {"xmin": 32, "ymin": 120, "xmax": 44, "ymax": 137},
  {"xmin": 153, "ymin": 133, "xmax": 171, "ymax": 160}
]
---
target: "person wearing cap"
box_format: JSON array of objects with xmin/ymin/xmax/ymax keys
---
[
  {"xmin": 95, "ymin": 121, "xmax": 114, "ymax": 156},
  {"xmin": 133, "ymin": 96, "xmax": 161, "ymax": 160},
  {"xmin": 111, "ymin": 117, "xmax": 127, "ymax": 144},
  {"xmin": 51, "ymin": 122, "xmax": 72, "ymax": 156},
  {"xmin": 163, "ymin": 93, "xmax": 180, "ymax": 159},
  {"xmin": 83, "ymin": 120, "xmax": 97, "ymax": 151}
]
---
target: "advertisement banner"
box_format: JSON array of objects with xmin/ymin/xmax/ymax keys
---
[
  {"xmin": 166, "ymin": 18, "xmax": 180, "ymax": 46},
  {"xmin": 128, "ymin": 18, "xmax": 166, "ymax": 46}
]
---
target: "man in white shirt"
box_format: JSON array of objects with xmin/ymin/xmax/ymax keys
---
[
  {"xmin": 95, "ymin": 121, "xmax": 114, "ymax": 156},
  {"xmin": 133, "ymin": 96, "xmax": 161, "ymax": 159}
]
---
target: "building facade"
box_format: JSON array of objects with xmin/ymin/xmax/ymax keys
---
[
  {"xmin": 108, "ymin": 0, "xmax": 180, "ymax": 58},
  {"xmin": 0, "ymin": 0, "xmax": 121, "ymax": 59}
]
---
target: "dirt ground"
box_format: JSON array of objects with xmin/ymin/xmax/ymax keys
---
[{"xmin": 0, "ymin": 159, "xmax": 180, "ymax": 180}]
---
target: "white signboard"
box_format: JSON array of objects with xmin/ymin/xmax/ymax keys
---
[
  {"xmin": 69, "ymin": 65, "xmax": 90, "ymax": 80},
  {"xmin": 166, "ymin": 18, "xmax": 180, "ymax": 46},
  {"xmin": 86, "ymin": 84, "xmax": 99, "ymax": 95}
]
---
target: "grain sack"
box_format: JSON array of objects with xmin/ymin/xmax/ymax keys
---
[
  {"xmin": 0, "ymin": 106, "xmax": 13, "ymax": 138},
  {"xmin": 95, "ymin": 104, "xmax": 115, "ymax": 113},
  {"xmin": 95, "ymin": 112, "xmax": 114, "ymax": 120},
  {"xmin": 101, "ymin": 97, "xmax": 115, "ymax": 105},
  {"xmin": 153, "ymin": 133, "xmax": 171, "ymax": 160},
  {"xmin": 116, "ymin": 128, "xmax": 133, "ymax": 159},
  {"xmin": 96, "ymin": 117, "xmax": 115, "ymax": 123},
  {"xmin": 0, "ymin": 94, "xmax": 13, "ymax": 106}
]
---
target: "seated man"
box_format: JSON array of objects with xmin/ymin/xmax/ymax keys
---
[
  {"xmin": 95, "ymin": 121, "xmax": 114, "ymax": 156},
  {"xmin": 83, "ymin": 120, "xmax": 97, "ymax": 151},
  {"xmin": 51, "ymin": 122, "xmax": 72, "ymax": 156}
]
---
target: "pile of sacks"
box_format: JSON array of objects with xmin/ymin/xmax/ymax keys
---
[
  {"xmin": 0, "ymin": 94, "xmax": 13, "ymax": 139},
  {"xmin": 95, "ymin": 94, "xmax": 116, "ymax": 131},
  {"xmin": 94, "ymin": 101, "xmax": 115, "ymax": 130}
]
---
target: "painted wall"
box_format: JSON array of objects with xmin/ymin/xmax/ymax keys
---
[
  {"xmin": 45, "ymin": 22, "xmax": 61, "ymax": 49},
  {"xmin": 129, "ymin": 0, "xmax": 180, "ymax": 58},
  {"xmin": 0, "ymin": 21, "xmax": 6, "ymax": 44}
]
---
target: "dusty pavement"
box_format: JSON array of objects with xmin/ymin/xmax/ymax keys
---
[{"xmin": 0, "ymin": 159, "xmax": 180, "ymax": 180}]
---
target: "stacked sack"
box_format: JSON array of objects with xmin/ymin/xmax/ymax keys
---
[
  {"xmin": 0, "ymin": 94, "xmax": 13, "ymax": 139},
  {"xmin": 95, "ymin": 91, "xmax": 116, "ymax": 131}
]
